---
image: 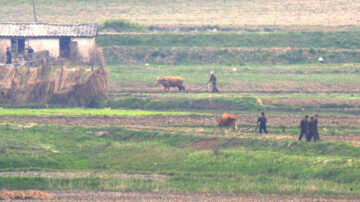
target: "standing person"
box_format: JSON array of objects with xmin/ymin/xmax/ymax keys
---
[
  {"xmin": 5, "ymin": 47, "xmax": 12, "ymax": 64},
  {"xmin": 25, "ymin": 46, "xmax": 34, "ymax": 66},
  {"xmin": 209, "ymin": 71, "xmax": 220, "ymax": 93},
  {"xmin": 298, "ymin": 115, "xmax": 309, "ymax": 141},
  {"xmin": 257, "ymin": 112, "xmax": 268, "ymax": 134},
  {"xmin": 306, "ymin": 116, "xmax": 315, "ymax": 142},
  {"xmin": 313, "ymin": 114, "xmax": 320, "ymax": 141}
]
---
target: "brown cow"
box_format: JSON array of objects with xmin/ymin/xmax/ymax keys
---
[
  {"xmin": 217, "ymin": 113, "xmax": 238, "ymax": 131},
  {"xmin": 157, "ymin": 76, "xmax": 185, "ymax": 92}
]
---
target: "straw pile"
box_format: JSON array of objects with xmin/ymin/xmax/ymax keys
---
[
  {"xmin": 0, "ymin": 190, "xmax": 54, "ymax": 200},
  {"xmin": 0, "ymin": 49, "xmax": 107, "ymax": 106}
]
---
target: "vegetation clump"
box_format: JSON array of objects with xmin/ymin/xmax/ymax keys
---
[{"xmin": 99, "ymin": 19, "xmax": 147, "ymax": 32}]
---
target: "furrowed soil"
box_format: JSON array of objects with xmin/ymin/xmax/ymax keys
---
[
  {"xmin": 1, "ymin": 113, "xmax": 359, "ymax": 127},
  {"xmin": 46, "ymin": 191, "xmax": 360, "ymax": 201}
]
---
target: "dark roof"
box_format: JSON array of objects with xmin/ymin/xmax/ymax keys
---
[{"xmin": 0, "ymin": 23, "xmax": 97, "ymax": 37}]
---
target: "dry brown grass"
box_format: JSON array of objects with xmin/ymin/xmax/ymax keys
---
[
  {"xmin": 0, "ymin": 190, "xmax": 54, "ymax": 200},
  {"xmin": 1, "ymin": 0, "xmax": 359, "ymax": 26},
  {"xmin": 0, "ymin": 64, "xmax": 107, "ymax": 106}
]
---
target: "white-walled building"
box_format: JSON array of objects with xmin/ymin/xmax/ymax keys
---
[{"xmin": 0, "ymin": 23, "xmax": 98, "ymax": 60}]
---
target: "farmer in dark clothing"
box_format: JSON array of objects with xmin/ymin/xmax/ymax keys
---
[
  {"xmin": 298, "ymin": 115, "xmax": 309, "ymax": 141},
  {"xmin": 209, "ymin": 71, "xmax": 220, "ymax": 93},
  {"xmin": 313, "ymin": 114, "xmax": 320, "ymax": 141},
  {"xmin": 257, "ymin": 112, "xmax": 268, "ymax": 134},
  {"xmin": 306, "ymin": 116, "xmax": 315, "ymax": 142},
  {"xmin": 25, "ymin": 46, "xmax": 34, "ymax": 66},
  {"xmin": 5, "ymin": 47, "xmax": 12, "ymax": 64},
  {"xmin": 26, "ymin": 46, "xmax": 34, "ymax": 55}
]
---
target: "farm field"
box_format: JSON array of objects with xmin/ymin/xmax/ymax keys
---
[
  {"xmin": 101, "ymin": 31, "xmax": 360, "ymax": 66},
  {"xmin": 3, "ymin": 60, "xmax": 360, "ymax": 199},
  {"xmin": 98, "ymin": 32, "xmax": 360, "ymax": 48},
  {"xmin": 0, "ymin": 115, "xmax": 359, "ymax": 198},
  {"xmin": 2, "ymin": 42, "xmax": 360, "ymax": 201},
  {"xmin": 107, "ymin": 64, "xmax": 360, "ymax": 93},
  {"xmin": 1, "ymin": 0, "xmax": 360, "ymax": 200},
  {"xmin": 1, "ymin": 0, "xmax": 360, "ymax": 26}
]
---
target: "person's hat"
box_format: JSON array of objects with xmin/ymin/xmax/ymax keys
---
[{"xmin": 210, "ymin": 71, "xmax": 214, "ymax": 74}]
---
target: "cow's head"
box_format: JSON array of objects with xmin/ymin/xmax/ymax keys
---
[{"xmin": 156, "ymin": 77, "xmax": 167, "ymax": 85}]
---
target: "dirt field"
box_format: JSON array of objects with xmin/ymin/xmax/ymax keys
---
[
  {"xmin": 2, "ymin": 113, "xmax": 359, "ymax": 127},
  {"xmin": 109, "ymin": 84, "xmax": 360, "ymax": 94},
  {"xmin": 43, "ymin": 191, "xmax": 359, "ymax": 201},
  {"xmin": 2, "ymin": 0, "xmax": 360, "ymax": 26},
  {"xmin": 2, "ymin": 115, "xmax": 360, "ymax": 146}
]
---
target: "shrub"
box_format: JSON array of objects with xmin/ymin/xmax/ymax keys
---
[
  {"xmin": 320, "ymin": 103, "xmax": 351, "ymax": 109},
  {"xmin": 88, "ymin": 99, "xmax": 101, "ymax": 108},
  {"xmin": 99, "ymin": 19, "xmax": 147, "ymax": 32}
]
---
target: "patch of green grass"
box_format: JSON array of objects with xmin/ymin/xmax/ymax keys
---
[
  {"xmin": 104, "ymin": 46, "xmax": 360, "ymax": 65},
  {"xmin": 107, "ymin": 64, "xmax": 360, "ymax": 91},
  {"xmin": 121, "ymin": 92, "xmax": 360, "ymax": 101},
  {"xmin": 0, "ymin": 125, "xmax": 359, "ymax": 195},
  {"xmin": 1, "ymin": 175, "xmax": 358, "ymax": 195},
  {"xmin": 107, "ymin": 96, "xmax": 261, "ymax": 111},
  {"xmin": 107, "ymin": 92, "xmax": 360, "ymax": 111},
  {"xmin": 320, "ymin": 103, "xmax": 352, "ymax": 109},
  {"xmin": 99, "ymin": 32, "xmax": 360, "ymax": 65},
  {"xmin": 0, "ymin": 177, "xmax": 100, "ymax": 190},
  {"xmin": 99, "ymin": 19, "xmax": 147, "ymax": 32},
  {"xmin": 98, "ymin": 32, "xmax": 360, "ymax": 49}
]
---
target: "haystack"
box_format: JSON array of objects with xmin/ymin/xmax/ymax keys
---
[
  {"xmin": 0, "ymin": 190, "xmax": 54, "ymax": 200},
  {"xmin": 0, "ymin": 48, "xmax": 108, "ymax": 106},
  {"xmin": 48, "ymin": 66, "xmax": 107, "ymax": 106}
]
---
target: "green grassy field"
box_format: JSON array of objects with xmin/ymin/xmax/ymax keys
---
[
  {"xmin": 0, "ymin": 125, "xmax": 359, "ymax": 195},
  {"xmin": 98, "ymin": 32, "xmax": 360, "ymax": 49},
  {"xmin": 106, "ymin": 92, "xmax": 360, "ymax": 111},
  {"xmin": 107, "ymin": 64, "xmax": 360, "ymax": 93},
  {"xmin": 1, "ymin": 0, "xmax": 360, "ymax": 199}
]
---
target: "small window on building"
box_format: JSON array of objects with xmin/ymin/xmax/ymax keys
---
[{"xmin": 11, "ymin": 38, "xmax": 25, "ymax": 54}]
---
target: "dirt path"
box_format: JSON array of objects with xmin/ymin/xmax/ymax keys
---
[
  {"xmin": 109, "ymin": 87, "xmax": 360, "ymax": 94},
  {"xmin": 44, "ymin": 191, "xmax": 360, "ymax": 201},
  {"xmin": 0, "ymin": 171, "xmax": 168, "ymax": 181},
  {"xmin": 1, "ymin": 114, "xmax": 360, "ymax": 127}
]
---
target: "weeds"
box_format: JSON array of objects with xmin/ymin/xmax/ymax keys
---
[{"xmin": 99, "ymin": 19, "xmax": 147, "ymax": 32}]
